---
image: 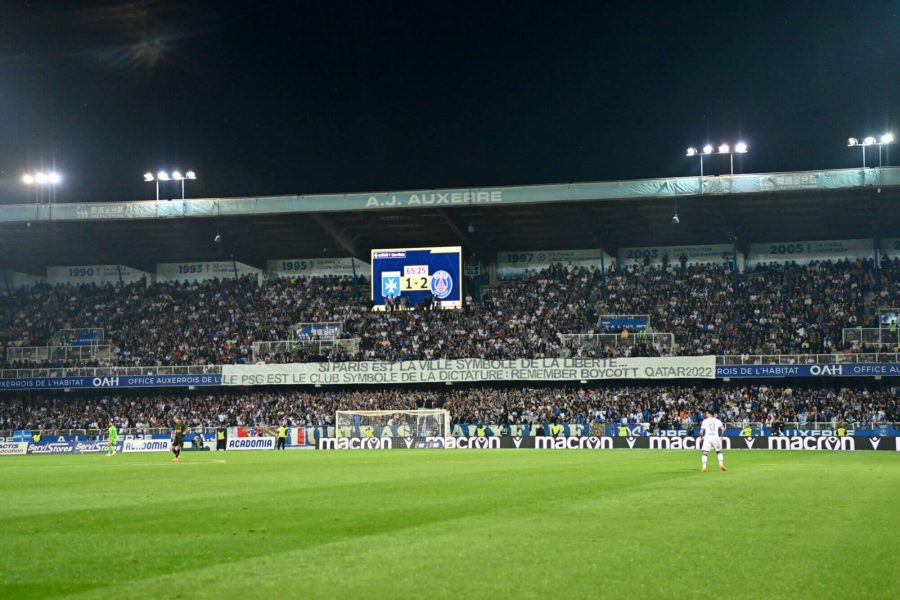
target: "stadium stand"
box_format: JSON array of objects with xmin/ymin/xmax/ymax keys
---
[
  {"xmin": 2, "ymin": 167, "xmax": 899, "ymax": 438},
  {"xmin": 2, "ymin": 258, "xmax": 896, "ymax": 369},
  {"xmin": 1, "ymin": 383, "xmax": 895, "ymax": 432}
]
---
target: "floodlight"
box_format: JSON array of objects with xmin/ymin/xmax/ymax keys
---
[
  {"xmin": 848, "ymin": 138, "xmax": 858, "ymax": 146},
  {"xmin": 735, "ymin": 142, "xmax": 748, "ymax": 153},
  {"xmin": 881, "ymin": 133, "xmax": 894, "ymax": 144},
  {"xmin": 703, "ymin": 144, "xmax": 713, "ymax": 154},
  {"xmin": 146, "ymin": 168, "xmax": 195, "ymax": 200},
  {"xmin": 718, "ymin": 144, "xmax": 730, "ymax": 154},
  {"xmin": 863, "ymin": 137, "xmax": 876, "ymax": 146},
  {"xmin": 35, "ymin": 173, "xmax": 47, "ymax": 184},
  {"xmin": 686, "ymin": 147, "xmax": 697, "ymax": 156},
  {"xmin": 47, "ymin": 172, "xmax": 61, "ymax": 184},
  {"xmin": 22, "ymin": 174, "xmax": 34, "ymax": 185}
]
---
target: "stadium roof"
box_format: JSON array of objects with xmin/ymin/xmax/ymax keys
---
[{"xmin": 1, "ymin": 167, "xmax": 898, "ymax": 273}]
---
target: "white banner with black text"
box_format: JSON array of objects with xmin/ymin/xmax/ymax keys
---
[{"xmin": 222, "ymin": 356, "xmax": 716, "ymax": 386}]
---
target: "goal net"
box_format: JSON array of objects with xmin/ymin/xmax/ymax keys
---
[{"xmin": 335, "ymin": 409, "xmax": 451, "ymax": 443}]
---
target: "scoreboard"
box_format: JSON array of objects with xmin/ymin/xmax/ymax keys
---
[{"xmin": 371, "ymin": 246, "xmax": 462, "ymax": 310}]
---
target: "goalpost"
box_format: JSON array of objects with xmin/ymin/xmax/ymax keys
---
[{"xmin": 335, "ymin": 409, "xmax": 451, "ymax": 442}]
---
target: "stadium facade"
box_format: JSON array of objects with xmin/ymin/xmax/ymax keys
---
[{"xmin": 1, "ymin": 166, "xmax": 898, "ymax": 442}]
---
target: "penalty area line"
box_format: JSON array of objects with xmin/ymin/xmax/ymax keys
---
[{"xmin": 121, "ymin": 459, "xmax": 228, "ymax": 466}]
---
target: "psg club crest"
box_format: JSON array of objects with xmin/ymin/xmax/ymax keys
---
[
  {"xmin": 381, "ymin": 271, "xmax": 401, "ymax": 298},
  {"xmin": 430, "ymin": 270, "xmax": 453, "ymax": 299}
]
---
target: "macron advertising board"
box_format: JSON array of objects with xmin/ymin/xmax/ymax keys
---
[{"xmin": 315, "ymin": 436, "xmax": 900, "ymax": 451}]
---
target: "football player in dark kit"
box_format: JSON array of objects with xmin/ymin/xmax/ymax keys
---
[{"xmin": 172, "ymin": 416, "xmax": 186, "ymax": 462}]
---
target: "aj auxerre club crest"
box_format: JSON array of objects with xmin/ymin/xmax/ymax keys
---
[
  {"xmin": 381, "ymin": 271, "xmax": 401, "ymax": 298},
  {"xmin": 430, "ymin": 270, "xmax": 453, "ymax": 299}
]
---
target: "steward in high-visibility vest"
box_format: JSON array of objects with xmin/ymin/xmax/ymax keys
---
[
  {"xmin": 618, "ymin": 424, "xmax": 629, "ymax": 437},
  {"xmin": 276, "ymin": 426, "xmax": 287, "ymax": 450},
  {"xmin": 550, "ymin": 423, "xmax": 563, "ymax": 437},
  {"xmin": 741, "ymin": 426, "xmax": 752, "ymax": 436},
  {"xmin": 106, "ymin": 423, "xmax": 118, "ymax": 456},
  {"xmin": 216, "ymin": 428, "xmax": 227, "ymax": 451}
]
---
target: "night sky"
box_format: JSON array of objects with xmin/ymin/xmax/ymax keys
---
[{"xmin": 0, "ymin": 0, "xmax": 897, "ymax": 204}]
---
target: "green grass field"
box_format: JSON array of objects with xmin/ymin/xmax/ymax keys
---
[{"xmin": 1, "ymin": 450, "xmax": 898, "ymax": 599}]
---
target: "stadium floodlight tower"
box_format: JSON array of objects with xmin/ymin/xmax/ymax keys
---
[
  {"xmin": 848, "ymin": 134, "xmax": 893, "ymax": 168},
  {"xmin": 144, "ymin": 169, "xmax": 197, "ymax": 200},
  {"xmin": 686, "ymin": 142, "xmax": 748, "ymax": 192},
  {"xmin": 22, "ymin": 171, "xmax": 62, "ymax": 203}
]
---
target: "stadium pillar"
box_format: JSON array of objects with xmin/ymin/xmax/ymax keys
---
[
  {"xmin": 873, "ymin": 235, "xmax": 881, "ymax": 287},
  {"xmin": 600, "ymin": 252, "xmax": 608, "ymax": 299},
  {"xmin": 732, "ymin": 247, "xmax": 740, "ymax": 298},
  {"xmin": 468, "ymin": 276, "xmax": 481, "ymax": 303},
  {"xmin": 351, "ymin": 258, "xmax": 361, "ymax": 301}
]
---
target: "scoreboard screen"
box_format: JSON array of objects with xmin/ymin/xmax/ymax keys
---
[{"xmin": 371, "ymin": 246, "xmax": 462, "ymax": 310}]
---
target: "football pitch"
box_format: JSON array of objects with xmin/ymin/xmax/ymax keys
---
[{"xmin": 1, "ymin": 450, "xmax": 897, "ymax": 599}]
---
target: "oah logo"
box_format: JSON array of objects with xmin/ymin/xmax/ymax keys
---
[{"xmin": 430, "ymin": 270, "xmax": 453, "ymax": 299}]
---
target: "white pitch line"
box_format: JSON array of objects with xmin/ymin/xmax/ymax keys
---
[{"xmin": 122, "ymin": 459, "xmax": 228, "ymax": 466}]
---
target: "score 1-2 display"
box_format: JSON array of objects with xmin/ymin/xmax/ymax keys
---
[{"xmin": 371, "ymin": 246, "xmax": 462, "ymax": 310}]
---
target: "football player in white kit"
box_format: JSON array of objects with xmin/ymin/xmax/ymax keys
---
[{"xmin": 699, "ymin": 409, "xmax": 728, "ymax": 473}]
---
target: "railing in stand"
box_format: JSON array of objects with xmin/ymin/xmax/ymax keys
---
[
  {"xmin": 715, "ymin": 353, "xmax": 900, "ymax": 365},
  {"xmin": 0, "ymin": 364, "xmax": 222, "ymax": 379}
]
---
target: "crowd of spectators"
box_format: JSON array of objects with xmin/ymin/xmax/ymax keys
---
[
  {"xmin": 0, "ymin": 275, "xmax": 366, "ymax": 368},
  {"xmin": 1, "ymin": 383, "xmax": 895, "ymax": 432},
  {"xmin": 879, "ymin": 256, "xmax": 900, "ymax": 306},
  {"xmin": 723, "ymin": 260, "xmax": 873, "ymax": 355},
  {"xmin": 1, "ymin": 257, "xmax": 898, "ymax": 369}
]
